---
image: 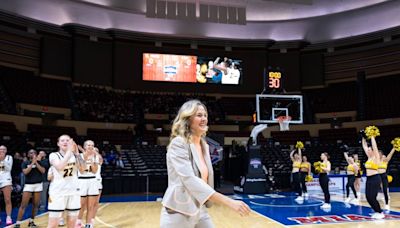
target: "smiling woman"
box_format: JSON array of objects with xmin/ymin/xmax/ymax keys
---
[{"xmin": 160, "ymin": 99, "xmax": 250, "ymax": 227}]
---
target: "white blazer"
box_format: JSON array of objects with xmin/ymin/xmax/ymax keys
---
[{"xmin": 162, "ymin": 136, "xmax": 215, "ymax": 216}]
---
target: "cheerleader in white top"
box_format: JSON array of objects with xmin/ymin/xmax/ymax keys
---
[{"xmin": 0, "ymin": 145, "xmax": 13, "ymax": 225}]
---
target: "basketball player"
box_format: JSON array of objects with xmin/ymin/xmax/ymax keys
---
[
  {"xmin": 93, "ymin": 147, "xmax": 103, "ymax": 224},
  {"xmin": 319, "ymin": 152, "xmax": 331, "ymax": 209},
  {"xmin": 0, "ymin": 145, "xmax": 13, "ymax": 225},
  {"xmin": 300, "ymin": 155, "xmax": 311, "ymax": 198},
  {"xmin": 15, "ymin": 149, "xmax": 46, "ymax": 228},
  {"xmin": 47, "ymin": 135, "xmax": 86, "ymax": 228},
  {"xmin": 344, "ymin": 152, "xmax": 359, "ymax": 203},
  {"xmin": 290, "ymin": 148, "xmax": 303, "ymax": 201},
  {"xmin": 76, "ymin": 140, "xmax": 100, "ymax": 228},
  {"xmin": 378, "ymin": 146, "xmax": 396, "ymax": 210},
  {"xmin": 362, "ymin": 137, "xmax": 384, "ymax": 219}
]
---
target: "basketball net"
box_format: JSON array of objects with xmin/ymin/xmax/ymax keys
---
[{"xmin": 277, "ymin": 116, "xmax": 291, "ymax": 131}]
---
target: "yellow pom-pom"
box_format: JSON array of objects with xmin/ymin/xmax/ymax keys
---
[
  {"xmin": 295, "ymin": 141, "xmax": 304, "ymax": 149},
  {"xmin": 305, "ymin": 175, "xmax": 313, "ymax": 182},
  {"xmin": 391, "ymin": 137, "xmax": 400, "ymax": 152},
  {"xmin": 364, "ymin": 126, "xmax": 380, "ymax": 139},
  {"xmin": 313, "ymin": 162, "xmax": 322, "ymax": 173},
  {"xmin": 388, "ymin": 175, "xmax": 393, "ymax": 183}
]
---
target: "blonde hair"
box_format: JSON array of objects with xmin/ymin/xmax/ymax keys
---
[
  {"xmin": 84, "ymin": 140, "xmax": 94, "ymax": 148},
  {"xmin": 170, "ymin": 99, "xmax": 208, "ymax": 143}
]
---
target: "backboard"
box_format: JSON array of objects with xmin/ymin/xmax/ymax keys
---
[{"xmin": 256, "ymin": 94, "xmax": 303, "ymax": 124}]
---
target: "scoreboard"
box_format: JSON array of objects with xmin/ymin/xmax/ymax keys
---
[{"xmin": 268, "ymin": 71, "xmax": 281, "ymax": 89}]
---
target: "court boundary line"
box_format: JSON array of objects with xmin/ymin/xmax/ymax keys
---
[
  {"xmin": 249, "ymin": 199, "xmax": 324, "ymax": 208},
  {"xmin": 250, "ymin": 208, "xmax": 288, "ymax": 227},
  {"xmin": 95, "ymin": 203, "xmax": 118, "ymax": 228}
]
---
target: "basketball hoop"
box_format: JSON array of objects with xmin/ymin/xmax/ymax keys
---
[{"xmin": 277, "ymin": 116, "xmax": 291, "ymax": 131}]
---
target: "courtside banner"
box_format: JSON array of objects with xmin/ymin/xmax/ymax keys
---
[{"xmin": 306, "ymin": 176, "xmax": 344, "ymax": 192}]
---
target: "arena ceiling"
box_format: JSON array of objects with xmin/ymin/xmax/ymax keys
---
[{"xmin": 0, "ymin": 0, "xmax": 399, "ymax": 43}]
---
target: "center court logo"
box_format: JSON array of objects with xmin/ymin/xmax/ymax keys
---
[{"xmin": 288, "ymin": 214, "xmax": 400, "ymax": 224}]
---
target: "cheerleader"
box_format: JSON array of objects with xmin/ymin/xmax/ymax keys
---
[
  {"xmin": 378, "ymin": 146, "xmax": 396, "ymax": 210},
  {"xmin": 319, "ymin": 152, "xmax": 331, "ymax": 209},
  {"xmin": 290, "ymin": 148, "xmax": 303, "ymax": 201},
  {"xmin": 344, "ymin": 152, "xmax": 359, "ymax": 203},
  {"xmin": 362, "ymin": 137, "xmax": 384, "ymax": 219},
  {"xmin": 300, "ymin": 155, "xmax": 311, "ymax": 197},
  {"xmin": 353, "ymin": 154, "xmax": 362, "ymax": 196}
]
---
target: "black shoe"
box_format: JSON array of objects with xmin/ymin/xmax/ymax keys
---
[
  {"xmin": 14, "ymin": 224, "xmax": 21, "ymax": 228},
  {"xmin": 29, "ymin": 221, "xmax": 38, "ymax": 228}
]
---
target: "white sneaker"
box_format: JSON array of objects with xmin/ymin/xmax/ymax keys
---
[
  {"xmin": 345, "ymin": 197, "xmax": 351, "ymax": 203},
  {"xmin": 384, "ymin": 204, "xmax": 390, "ymax": 211},
  {"xmin": 351, "ymin": 198, "xmax": 359, "ymax": 205},
  {"xmin": 320, "ymin": 203, "xmax": 331, "ymax": 209},
  {"xmin": 295, "ymin": 196, "xmax": 304, "ymax": 201},
  {"xmin": 371, "ymin": 212, "xmax": 385, "ymax": 219}
]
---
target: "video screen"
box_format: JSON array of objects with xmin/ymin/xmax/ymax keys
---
[
  {"xmin": 143, "ymin": 53, "xmax": 243, "ymax": 85},
  {"xmin": 196, "ymin": 56, "xmax": 242, "ymax": 85},
  {"xmin": 143, "ymin": 53, "xmax": 197, "ymax": 82}
]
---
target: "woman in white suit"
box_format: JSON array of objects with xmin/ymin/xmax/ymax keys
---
[{"xmin": 160, "ymin": 100, "xmax": 250, "ymax": 228}]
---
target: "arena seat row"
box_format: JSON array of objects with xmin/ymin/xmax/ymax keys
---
[{"xmin": 1, "ymin": 65, "xmax": 399, "ymax": 122}]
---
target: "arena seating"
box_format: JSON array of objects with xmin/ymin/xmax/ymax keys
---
[
  {"xmin": 87, "ymin": 128, "xmax": 134, "ymax": 145},
  {"xmin": 318, "ymin": 128, "xmax": 358, "ymax": 144},
  {"xmin": 73, "ymin": 85, "xmax": 143, "ymax": 123},
  {"xmin": 0, "ymin": 67, "xmax": 71, "ymax": 108},
  {"xmin": 27, "ymin": 124, "xmax": 77, "ymax": 142},
  {"xmin": 365, "ymin": 75, "xmax": 400, "ymax": 120},
  {"xmin": 0, "ymin": 78, "xmax": 16, "ymax": 114},
  {"xmin": 2, "ymin": 65, "xmax": 399, "ymax": 124},
  {"xmin": 304, "ymin": 82, "xmax": 357, "ymax": 114},
  {"xmin": 270, "ymin": 130, "xmax": 311, "ymax": 145},
  {"xmin": 218, "ymin": 97, "xmax": 255, "ymax": 115},
  {"xmin": 101, "ymin": 144, "xmax": 167, "ymax": 194}
]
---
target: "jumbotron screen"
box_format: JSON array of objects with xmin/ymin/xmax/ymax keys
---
[{"xmin": 142, "ymin": 53, "xmax": 243, "ymax": 85}]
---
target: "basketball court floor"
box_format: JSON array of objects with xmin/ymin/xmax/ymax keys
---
[{"xmin": 10, "ymin": 190, "xmax": 400, "ymax": 227}]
